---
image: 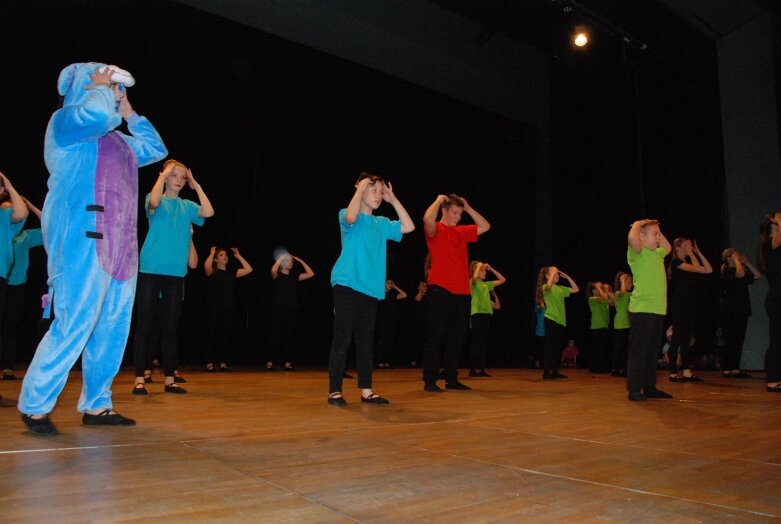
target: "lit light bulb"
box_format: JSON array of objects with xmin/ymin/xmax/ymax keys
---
[{"xmin": 574, "ymin": 33, "xmax": 588, "ymax": 47}]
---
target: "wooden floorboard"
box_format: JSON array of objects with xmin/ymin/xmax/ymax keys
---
[{"xmin": 1, "ymin": 367, "xmax": 780, "ymax": 523}]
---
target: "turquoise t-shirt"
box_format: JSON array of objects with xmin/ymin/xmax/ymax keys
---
[
  {"xmin": 139, "ymin": 195, "xmax": 204, "ymax": 277},
  {"xmin": 588, "ymin": 296, "xmax": 610, "ymax": 329},
  {"xmin": 0, "ymin": 207, "xmax": 25, "ymax": 279},
  {"xmin": 8, "ymin": 229, "xmax": 43, "ymax": 285},
  {"xmin": 613, "ymin": 291, "xmax": 632, "ymax": 329},
  {"xmin": 628, "ymin": 246, "xmax": 668, "ymax": 315},
  {"xmin": 331, "ymin": 209, "xmax": 402, "ymax": 300},
  {"xmin": 471, "ymin": 280, "xmax": 496, "ymax": 315},
  {"xmin": 543, "ymin": 284, "xmax": 572, "ymax": 327},
  {"xmin": 534, "ymin": 304, "xmax": 546, "ymax": 336}
]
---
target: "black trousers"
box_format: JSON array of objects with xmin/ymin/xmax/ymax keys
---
[
  {"xmin": 611, "ymin": 328, "xmax": 629, "ymax": 371},
  {"xmin": 208, "ymin": 303, "xmax": 234, "ymax": 365},
  {"xmin": 268, "ymin": 305, "xmax": 297, "ymax": 365},
  {"xmin": 669, "ymin": 302, "xmax": 695, "ymax": 374},
  {"xmin": 469, "ymin": 313, "xmax": 491, "ymax": 370},
  {"xmin": 1, "ymin": 283, "xmax": 24, "ymax": 369},
  {"xmin": 543, "ymin": 317, "xmax": 565, "ymax": 373},
  {"xmin": 626, "ymin": 312, "xmax": 663, "ymax": 393},
  {"xmin": 721, "ymin": 313, "xmax": 749, "ymax": 371},
  {"xmin": 132, "ymin": 273, "xmax": 184, "ymax": 377},
  {"xmin": 765, "ymin": 296, "xmax": 781, "ymax": 383},
  {"xmin": 421, "ymin": 285, "xmax": 470, "ymax": 385},
  {"xmin": 328, "ymin": 285, "xmax": 377, "ymax": 392}
]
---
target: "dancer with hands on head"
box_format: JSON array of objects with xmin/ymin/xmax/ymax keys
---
[
  {"xmin": 421, "ymin": 194, "xmax": 490, "ymax": 393},
  {"xmin": 327, "ymin": 173, "xmax": 414, "ymax": 406},
  {"xmin": 204, "ymin": 246, "xmax": 253, "ymax": 372},
  {"xmin": 536, "ymin": 266, "xmax": 579, "ymax": 379},
  {"xmin": 131, "ymin": 159, "xmax": 214, "ymax": 396},
  {"xmin": 19, "ymin": 63, "xmax": 167, "ymax": 434}
]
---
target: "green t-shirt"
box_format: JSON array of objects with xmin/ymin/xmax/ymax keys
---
[
  {"xmin": 543, "ymin": 284, "xmax": 572, "ymax": 326},
  {"xmin": 627, "ymin": 247, "xmax": 668, "ymax": 315},
  {"xmin": 588, "ymin": 296, "xmax": 610, "ymax": 329},
  {"xmin": 471, "ymin": 280, "xmax": 496, "ymax": 315},
  {"xmin": 613, "ymin": 291, "xmax": 632, "ymax": 329}
]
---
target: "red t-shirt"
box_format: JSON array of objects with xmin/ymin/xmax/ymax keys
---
[{"xmin": 426, "ymin": 222, "xmax": 478, "ymax": 295}]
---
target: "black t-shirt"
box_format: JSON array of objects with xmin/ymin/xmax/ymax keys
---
[
  {"xmin": 670, "ymin": 258, "xmax": 700, "ymax": 308},
  {"xmin": 722, "ymin": 266, "xmax": 754, "ymax": 317},
  {"xmin": 272, "ymin": 268, "xmax": 301, "ymax": 309},
  {"xmin": 763, "ymin": 237, "xmax": 781, "ymax": 298},
  {"xmin": 207, "ymin": 268, "xmax": 235, "ymax": 307}
]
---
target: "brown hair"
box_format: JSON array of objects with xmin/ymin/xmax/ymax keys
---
[
  {"xmin": 534, "ymin": 266, "xmax": 550, "ymax": 307},
  {"xmin": 442, "ymin": 194, "xmax": 465, "ymax": 210}
]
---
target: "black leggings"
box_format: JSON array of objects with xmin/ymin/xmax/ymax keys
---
[
  {"xmin": 132, "ymin": 273, "xmax": 184, "ymax": 377},
  {"xmin": 543, "ymin": 318, "xmax": 565, "ymax": 374},
  {"xmin": 669, "ymin": 303, "xmax": 695, "ymax": 374}
]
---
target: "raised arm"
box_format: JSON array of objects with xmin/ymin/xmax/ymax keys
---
[
  {"xmin": 462, "ymin": 197, "xmax": 491, "ymax": 236},
  {"xmin": 0, "ymin": 173, "xmax": 28, "ymax": 223},
  {"xmin": 678, "ymin": 241, "xmax": 712, "ymax": 274},
  {"xmin": 148, "ymin": 162, "xmax": 174, "ymax": 212},
  {"xmin": 345, "ymin": 178, "xmax": 371, "ymax": 225},
  {"xmin": 203, "ymin": 246, "xmax": 216, "ymax": 276},
  {"xmin": 232, "ymin": 248, "xmax": 253, "ymax": 278},
  {"xmin": 741, "ymin": 252, "xmax": 763, "ymax": 280},
  {"xmin": 293, "ymin": 256, "xmax": 315, "ymax": 281},
  {"xmin": 628, "ymin": 220, "xmax": 645, "ymax": 253},
  {"xmin": 24, "ymin": 198, "xmax": 43, "ymax": 221},
  {"xmin": 423, "ymin": 195, "xmax": 447, "ymax": 237},
  {"xmin": 485, "ymin": 263, "xmax": 506, "ymax": 288},
  {"xmin": 559, "ymin": 271, "xmax": 580, "ymax": 294},
  {"xmin": 383, "ymin": 182, "xmax": 415, "ymax": 234},
  {"xmin": 391, "ymin": 281, "xmax": 408, "ymax": 300},
  {"xmin": 187, "ymin": 169, "xmax": 215, "ymax": 218},
  {"xmin": 270, "ymin": 255, "xmax": 283, "ymax": 279}
]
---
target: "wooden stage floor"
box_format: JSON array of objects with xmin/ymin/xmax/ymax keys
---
[{"xmin": 1, "ymin": 367, "xmax": 780, "ymax": 523}]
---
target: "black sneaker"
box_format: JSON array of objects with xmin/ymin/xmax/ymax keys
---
[
  {"xmin": 478, "ymin": 370, "xmax": 491, "ymax": 377},
  {"xmin": 424, "ymin": 383, "xmax": 444, "ymax": 392},
  {"xmin": 446, "ymin": 381, "xmax": 472, "ymax": 391}
]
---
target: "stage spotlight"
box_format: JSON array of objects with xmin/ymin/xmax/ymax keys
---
[{"xmin": 574, "ymin": 31, "xmax": 588, "ymax": 47}]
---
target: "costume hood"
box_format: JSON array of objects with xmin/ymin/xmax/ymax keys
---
[{"xmin": 57, "ymin": 62, "xmax": 134, "ymax": 106}]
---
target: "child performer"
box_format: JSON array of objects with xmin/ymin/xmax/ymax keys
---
[
  {"xmin": 626, "ymin": 219, "xmax": 673, "ymax": 401},
  {"xmin": 610, "ymin": 272, "xmax": 633, "ymax": 377},
  {"xmin": 536, "ymin": 266, "xmax": 579, "ymax": 379},
  {"xmin": 131, "ymin": 159, "xmax": 213, "ymax": 395},
  {"xmin": 204, "ymin": 246, "xmax": 253, "ymax": 372},
  {"xmin": 468, "ymin": 261, "xmax": 506, "ymax": 377},
  {"xmin": 720, "ymin": 248, "xmax": 761, "ymax": 377},
  {"xmin": 586, "ymin": 282, "xmax": 612, "ymax": 373},
  {"xmin": 327, "ymin": 172, "xmax": 414, "ymax": 405}
]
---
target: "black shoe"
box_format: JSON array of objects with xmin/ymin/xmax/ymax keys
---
[
  {"xmin": 446, "ymin": 381, "xmax": 472, "ymax": 391},
  {"xmin": 266, "ymin": 364, "xmax": 275, "ymax": 372},
  {"xmin": 468, "ymin": 369, "xmax": 478, "ymax": 377},
  {"xmin": 173, "ymin": 375, "xmax": 187, "ymax": 383},
  {"xmin": 553, "ymin": 372, "xmax": 568, "ymax": 379},
  {"xmin": 21, "ymin": 414, "xmax": 58, "ymax": 435},
  {"xmin": 143, "ymin": 374, "xmax": 153, "ymax": 384},
  {"xmin": 343, "ymin": 372, "xmax": 354, "ymax": 379},
  {"xmin": 284, "ymin": 363, "xmax": 294, "ymax": 371},
  {"xmin": 206, "ymin": 364, "xmax": 217, "ymax": 373},
  {"xmin": 3, "ymin": 371, "xmax": 17, "ymax": 380},
  {"xmin": 628, "ymin": 391, "xmax": 647, "ymax": 402},
  {"xmin": 165, "ymin": 383, "xmax": 188, "ymax": 394},
  {"xmin": 132, "ymin": 384, "xmax": 148, "ymax": 396},
  {"xmin": 542, "ymin": 371, "xmax": 555, "ymax": 380},
  {"xmin": 83, "ymin": 409, "xmax": 136, "ymax": 426},
  {"xmin": 766, "ymin": 383, "xmax": 781, "ymax": 393},
  {"xmin": 424, "ymin": 383, "xmax": 444, "ymax": 393},
  {"xmin": 219, "ymin": 365, "xmax": 231, "ymax": 372},
  {"xmin": 644, "ymin": 388, "xmax": 673, "ymax": 399},
  {"xmin": 684, "ymin": 375, "xmax": 703, "ymax": 382},
  {"xmin": 478, "ymin": 370, "xmax": 491, "ymax": 377},
  {"xmin": 328, "ymin": 393, "xmax": 347, "ymax": 406},
  {"xmin": 669, "ymin": 375, "xmax": 687, "ymax": 382},
  {"xmin": 361, "ymin": 393, "xmax": 390, "ymax": 404}
]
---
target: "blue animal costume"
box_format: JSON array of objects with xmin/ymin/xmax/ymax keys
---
[{"xmin": 18, "ymin": 63, "xmax": 167, "ymax": 419}]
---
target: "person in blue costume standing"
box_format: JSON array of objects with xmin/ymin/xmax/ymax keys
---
[
  {"xmin": 131, "ymin": 159, "xmax": 214, "ymax": 395},
  {"xmin": 18, "ymin": 64, "xmax": 168, "ymax": 435},
  {"xmin": 0, "ymin": 172, "xmax": 30, "ymax": 389},
  {"xmin": 3, "ymin": 198, "xmax": 44, "ymax": 380}
]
